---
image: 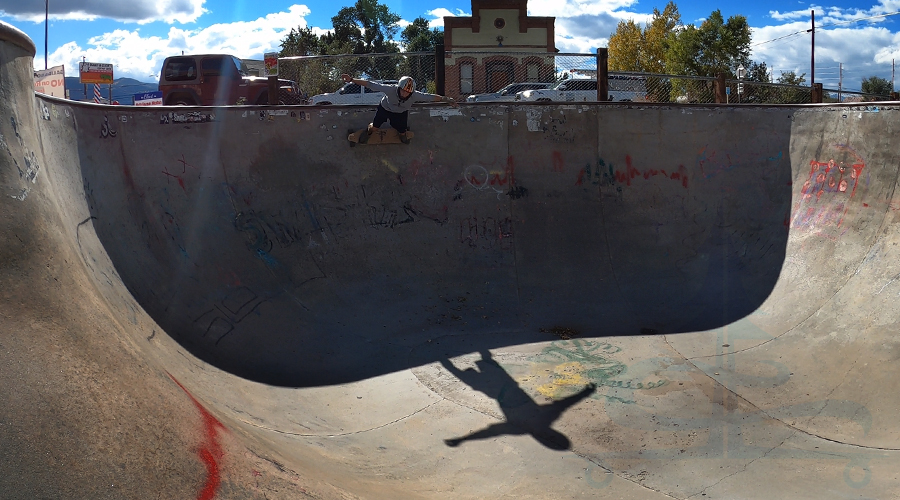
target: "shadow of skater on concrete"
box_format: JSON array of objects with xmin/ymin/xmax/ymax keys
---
[{"xmin": 440, "ymin": 350, "xmax": 596, "ymax": 450}]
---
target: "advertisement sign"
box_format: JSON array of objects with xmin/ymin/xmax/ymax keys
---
[
  {"xmin": 34, "ymin": 65, "xmax": 66, "ymax": 97},
  {"xmin": 79, "ymin": 62, "xmax": 114, "ymax": 84},
  {"xmin": 264, "ymin": 52, "xmax": 278, "ymax": 77},
  {"xmin": 134, "ymin": 91, "xmax": 163, "ymax": 106}
]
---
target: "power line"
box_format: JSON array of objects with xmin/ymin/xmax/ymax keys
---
[
  {"xmin": 752, "ymin": 31, "xmax": 805, "ymax": 48},
  {"xmin": 817, "ymin": 10, "xmax": 900, "ymax": 29},
  {"xmin": 752, "ymin": 9, "xmax": 900, "ymax": 48}
]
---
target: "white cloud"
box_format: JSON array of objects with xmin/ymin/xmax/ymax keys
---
[
  {"xmin": 424, "ymin": 8, "xmax": 469, "ymax": 28},
  {"xmin": 527, "ymin": 0, "xmax": 640, "ymax": 18},
  {"xmin": 34, "ymin": 5, "xmax": 313, "ymax": 81},
  {"xmin": 751, "ymin": 20, "xmax": 898, "ymax": 91},
  {"xmin": 0, "ymin": 0, "xmax": 207, "ymax": 24}
]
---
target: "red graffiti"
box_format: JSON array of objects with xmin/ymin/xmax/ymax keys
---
[
  {"xmin": 122, "ymin": 160, "xmax": 137, "ymax": 191},
  {"xmin": 162, "ymin": 155, "xmax": 201, "ymax": 192},
  {"xmin": 465, "ymin": 157, "xmax": 516, "ymax": 189},
  {"xmin": 613, "ymin": 156, "xmax": 689, "ymax": 188},
  {"xmin": 791, "ymin": 149, "xmax": 866, "ymax": 230},
  {"xmin": 168, "ymin": 374, "xmax": 227, "ymax": 500},
  {"xmin": 552, "ymin": 151, "xmax": 564, "ymax": 172}
]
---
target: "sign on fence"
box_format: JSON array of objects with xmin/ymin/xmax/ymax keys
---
[
  {"xmin": 264, "ymin": 52, "xmax": 278, "ymax": 77},
  {"xmin": 79, "ymin": 62, "xmax": 114, "ymax": 84},
  {"xmin": 134, "ymin": 91, "xmax": 163, "ymax": 106},
  {"xmin": 35, "ymin": 65, "xmax": 66, "ymax": 97}
]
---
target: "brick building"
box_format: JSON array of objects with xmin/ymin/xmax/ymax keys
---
[{"xmin": 443, "ymin": 0, "xmax": 556, "ymax": 99}]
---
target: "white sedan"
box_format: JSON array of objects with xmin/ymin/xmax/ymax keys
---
[{"xmin": 309, "ymin": 80, "xmax": 398, "ymax": 105}]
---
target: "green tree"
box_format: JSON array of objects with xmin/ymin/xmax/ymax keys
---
[
  {"xmin": 665, "ymin": 10, "xmax": 750, "ymax": 77},
  {"xmin": 740, "ymin": 61, "xmax": 771, "ymax": 103},
  {"xmin": 608, "ymin": 2, "xmax": 681, "ymax": 74},
  {"xmin": 279, "ymin": 26, "xmax": 322, "ymax": 56},
  {"xmin": 861, "ymin": 76, "xmax": 892, "ymax": 97},
  {"xmin": 777, "ymin": 70, "xmax": 805, "ymax": 85},
  {"xmin": 746, "ymin": 61, "xmax": 769, "ymax": 82},
  {"xmin": 397, "ymin": 17, "xmax": 443, "ymax": 90},
  {"xmin": 663, "ymin": 10, "xmax": 751, "ymax": 103},
  {"xmin": 401, "ymin": 17, "xmax": 443, "ymax": 52},
  {"xmin": 608, "ymin": 19, "xmax": 643, "ymax": 72},
  {"xmin": 278, "ymin": 0, "xmax": 405, "ymax": 95},
  {"xmin": 331, "ymin": 0, "xmax": 401, "ymax": 54},
  {"xmin": 642, "ymin": 2, "xmax": 681, "ymax": 74},
  {"xmin": 775, "ymin": 71, "xmax": 809, "ymax": 103}
]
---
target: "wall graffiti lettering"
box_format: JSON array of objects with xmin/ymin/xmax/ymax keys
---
[
  {"xmin": 159, "ymin": 111, "xmax": 216, "ymax": 125},
  {"xmin": 232, "ymin": 208, "xmax": 331, "ymax": 286},
  {"xmin": 578, "ymin": 158, "xmax": 614, "ymax": 188},
  {"xmin": 463, "ymin": 157, "xmax": 525, "ymax": 198},
  {"xmin": 791, "ymin": 149, "xmax": 866, "ymax": 230},
  {"xmin": 578, "ymin": 156, "xmax": 688, "ymax": 189},
  {"xmin": 459, "ymin": 216, "xmax": 514, "ymax": 250},
  {"xmin": 100, "ymin": 116, "xmax": 117, "ymax": 138},
  {"xmin": 192, "ymin": 286, "xmax": 266, "ymax": 345},
  {"xmin": 367, "ymin": 204, "xmax": 416, "ymax": 228}
]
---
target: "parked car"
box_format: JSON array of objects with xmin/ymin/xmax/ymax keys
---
[
  {"xmin": 516, "ymin": 79, "xmax": 598, "ymax": 102},
  {"xmin": 465, "ymin": 82, "xmax": 552, "ymax": 102},
  {"xmin": 309, "ymin": 80, "xmax": 399, "ymax": 105},
  {"xmin": 515, "ymin": 77, "xmax": 647, "ymax": 102},
  {"xmin": 158, "ymin": 54, "xmax": 305, "ymax": 106},
  {"xmin": 608, "ymin": 74, "xmax": 649, "ymax": 102}
]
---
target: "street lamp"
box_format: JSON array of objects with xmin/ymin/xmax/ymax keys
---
[{"xmin": 736, "ymin": 63, "xmax": 745, "ymax": 103}]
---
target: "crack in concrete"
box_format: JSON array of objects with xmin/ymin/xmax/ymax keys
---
[
  {"xmin": 665, "ymin": 335, "xmax": 900, "ymax": 452},
  {"xmin": 232, "ymin": 399, "xmax": 442, "ymax": 438}
]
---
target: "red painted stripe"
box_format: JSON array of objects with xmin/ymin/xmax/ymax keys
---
[{"xmin": 167, "ymin": 373, "xmax": 227, "ymax": 500}]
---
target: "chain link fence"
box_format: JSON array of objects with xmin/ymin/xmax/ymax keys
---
[
  {"xmin": 278, "ymin": 51, "xmax": 893, "ymax": 105},
  {"xmin": 279, "ymin": 52, "xmax": 436, "ymax": 102}
]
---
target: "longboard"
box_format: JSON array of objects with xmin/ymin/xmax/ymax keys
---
[{"xmin": 348, "ymin": 127, "xmax": 413, "ymax": 146}]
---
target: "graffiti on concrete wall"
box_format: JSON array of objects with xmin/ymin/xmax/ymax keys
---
[
  {"xmin": 459, "ymin": 215, "xmax": 514, "ymax": 250},
  {"xmin": 168, "ymin": 374, "xmax": 227, "ymax": 500},
  {"xmin": 192, "ymin": 286, "xmax": 267, "ymax": 346},
  {"xmin": 790, "ymin": 147, "xmax": 866, "ymax": 230},
  {"xmin": 100, "ymin": 116, "xmax": 117, "ymax": 138},
  {"xmin": 578, "ymin": 155, "xmax": 689, "ymax": 190}
]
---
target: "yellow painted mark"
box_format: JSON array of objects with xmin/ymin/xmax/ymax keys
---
[
  {"xmin": 535, "ymin": 361, "xmax": 588, "ymax": 398},
  {"xmin": 381, "ymin": 159, "xmax": 398, "ymax": 173}
]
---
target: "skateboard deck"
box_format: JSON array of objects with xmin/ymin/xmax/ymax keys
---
[{"xmin": 348, "ymin": 127, "xmax": 413, "ymax": 146}]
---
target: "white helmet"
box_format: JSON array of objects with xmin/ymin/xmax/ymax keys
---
[{"xmin": 398, "ymin": 76, "xmax": 415, "ymax": 100}]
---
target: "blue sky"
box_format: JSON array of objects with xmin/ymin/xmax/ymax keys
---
[{"xmin": 3, "ymin": 0, "xmax": 900, "ymax": 92}]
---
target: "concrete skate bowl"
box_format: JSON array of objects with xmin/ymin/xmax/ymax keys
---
[{"xmin": 3, "ymin": 22, "xmax": 900, "ymax": 499}]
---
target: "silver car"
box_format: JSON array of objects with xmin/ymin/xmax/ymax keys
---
[
  {"xmin": 465, "ymin": 82, "xmax": 552, "ymax": 103},
  {"xmin": 310, "ymin": 80, "xmax": 399, "ymax": 105}
]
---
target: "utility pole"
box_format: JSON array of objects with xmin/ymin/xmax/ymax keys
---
[
  {"xmin": 44, "ymin": 0, "xmax": 48, "ymax": 69},
  {"xmin": 839, "ymin": 63, "xmax": 842, "ymax": 102},
  {"xmin": 809, "ymin": 10, "xmax": 815, "ymax": 89}
]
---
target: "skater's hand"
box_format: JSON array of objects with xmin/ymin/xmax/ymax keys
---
[{"xmin": 341, "ymin": 74, "xmax": 352, "ymax": 83}]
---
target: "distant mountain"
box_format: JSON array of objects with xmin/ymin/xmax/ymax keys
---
[{"xmin": 65, "ymin": 76, "xmax": 158, "ymax": 104}]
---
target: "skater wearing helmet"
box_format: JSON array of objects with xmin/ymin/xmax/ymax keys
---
[{"xmin": 340, "ymin": 73, "xmax": 457, "ymax": 144}]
